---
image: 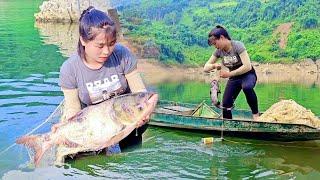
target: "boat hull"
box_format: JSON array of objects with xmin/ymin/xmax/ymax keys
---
[{"xmin": 150, "ymin": 101, "xmax": 320, "ymax": 141}]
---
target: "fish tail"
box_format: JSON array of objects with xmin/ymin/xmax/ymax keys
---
[{"xmin": 16, "ymin": 135, "xmax": 49, "ymax": 166}]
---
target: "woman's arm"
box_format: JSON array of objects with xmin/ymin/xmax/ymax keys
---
[
  {"xmin": 125, "ymin": 69, "xmax": 152, "ymax": 127},
  {"xmin": 61, "ymin": 87, "xmax": 81, "ymax": 122},
  {"xmin": 229, "ymin": 50, "xmax": 252, "ymax": 77},
  {"xmin": 125, "ymin": 69, "xmax": 147, "ymax": 93},
  {"xmin": 203, "ymin": 54, "xmax": 219, "ymax": 72}
]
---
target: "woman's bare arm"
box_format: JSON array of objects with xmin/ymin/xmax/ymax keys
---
[
  {"xmin": 203, "ymin": 54, "xmax": 219, "ymax": 72},
  {"xmin": 125, "ymin": 69, "xmax": 147, "ymax": 93},
  {"xmin": 229, "ymin": 50, "xmax": 252, "ymax": 77},
  {"xmin": 61, "ymin": 88, "xmax": 81, "ymax": 122}
]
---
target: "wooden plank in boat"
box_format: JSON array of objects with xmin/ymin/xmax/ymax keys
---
[{"xmin": 156, "ymin": 105, "xmax": 194, "ymax": 115}]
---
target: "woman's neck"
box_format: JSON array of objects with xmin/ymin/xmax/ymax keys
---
[
  {"xmin": 223, "ymin": 40, "xmax": 232, "ymax": 52},
  {"xmin": 83, "ymin": 57, "xmax": 103, "ymax": 70}
]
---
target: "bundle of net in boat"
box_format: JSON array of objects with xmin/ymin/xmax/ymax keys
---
[{"xmin": 259, "ymin": 99, "xmax": 320, "ymax": 128}]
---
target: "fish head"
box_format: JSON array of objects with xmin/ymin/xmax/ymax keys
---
[
  {"xmin": 113, "ymin": 92, "xmax": 159, "ymax": 125},
  {"xmin": 210, "ymin": 79, "xmax": 219, "ymax": 88}
]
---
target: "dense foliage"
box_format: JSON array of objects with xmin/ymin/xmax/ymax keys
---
[{"xmin": 113, "ymin": 0, "xmax": 320, "ymax": 65}]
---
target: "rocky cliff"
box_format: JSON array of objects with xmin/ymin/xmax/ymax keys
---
[{"xmin": 35, "ymin": 0, "xmax": 111, "ymax": 23}]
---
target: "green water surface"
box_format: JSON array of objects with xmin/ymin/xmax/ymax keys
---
[{"xmin": 0, "ymin": 1, "xmax": 319, "ymax": 179}]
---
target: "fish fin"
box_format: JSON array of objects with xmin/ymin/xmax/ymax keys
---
[
  {"xmin": 62, "ymin": 139, "xmax": 79, "ymax": 148},
  {"xmin": 16, "ymin": 135, "xmax": 49, "ymax": 166},
  {"xmin": 99, "ymin": 124, "xmax": 136, "ymax": 151},
  {"xmin": 68, "ymin": 111, "xmax": 84, "ymax": 123}
]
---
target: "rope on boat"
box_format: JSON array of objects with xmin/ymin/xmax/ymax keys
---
[
  {"xmin": 0, "ymin": 100, "xmax": 64, "ymax": 156},
  {"xmin": 220, "ymin": 118, "xmax": 224, "ymax": 141}
]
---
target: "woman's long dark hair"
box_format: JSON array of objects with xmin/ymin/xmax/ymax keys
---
[
  {"xmin": 208, "ymin": 25, "xmax": 231, "ymax": 45},
  {"xmin": 77, "ymin": 6, "xmax": 117, "ymax": 60}
]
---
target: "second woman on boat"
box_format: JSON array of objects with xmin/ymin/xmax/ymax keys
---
[{"xmin": 204, "ymin": 25, "xmax": 259, "ymax": 120}]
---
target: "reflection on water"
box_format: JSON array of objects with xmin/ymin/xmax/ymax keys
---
[
  {"xmin": 0, "ymin": 1, "xmax": 65, "ymax": 79},
  {"xmin": 157, "ymin": 81, "xmax": 320, "ymax": 116},
  {"xmin": 1, "ymin": 0, "xmax": 320, "ymax": 179},
  {"xmin": 35, "ymin": 22, "xmax": 79, "ymax": 57}
]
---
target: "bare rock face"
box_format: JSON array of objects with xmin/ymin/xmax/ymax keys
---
[
  {"xmin": 262, "ymin": 68, "xmax": 272, "ymax": 75},
  {"xmin": 299, "ymin": 59, "xmax": 318, "ymax": 74},
  {"xmin": 35, "ymin": 0, "xmax": 111, "ymax": 23},
  {"xmin": 142, "ymin": 40, "xmax": 160, "ymax": 59},
  {"xmin": 316, "ymin": 59, "xmax": 320, "ymax": 73}
]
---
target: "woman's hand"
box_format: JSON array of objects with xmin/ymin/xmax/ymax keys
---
[
  {"xmin": 220, "ymin": 70, "xmax": 231, "ymax": 78},
  {"xmin": 204, "ymin": 63, "xmax": 222, "ymax": 72},
  {"xmin": 136, "ymin": 94, "xmax": 158, "ymax": 128},
  {"xmin": 211, "ymin": 63, "xmax": 221, "ymax": 70}
]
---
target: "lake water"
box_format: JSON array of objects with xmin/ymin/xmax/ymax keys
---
[{"xmin": 0, "ymin": 1, "xmax": 320, "ymax": 179}]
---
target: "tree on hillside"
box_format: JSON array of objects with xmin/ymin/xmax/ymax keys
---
[{"xmin": 301, "ymin": 18, "xmax": 318, "ymax": 29}]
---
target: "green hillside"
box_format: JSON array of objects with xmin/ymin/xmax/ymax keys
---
[{"xmin": 114, "ymin": 0, "xmax": 320, "ymax": 65}]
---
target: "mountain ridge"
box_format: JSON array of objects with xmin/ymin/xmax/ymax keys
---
[{"xmin": 115, "ymin": 0, "xmax": 320, "ymax": 65}]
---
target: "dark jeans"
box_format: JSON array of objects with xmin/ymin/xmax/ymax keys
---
[
  {"xmin": 119, "ymin": 124, "xmax": 148, "ymax": 150},
  {"xmin": 222, "ymin": 72, "xmax": 258, "ymax": 119}
]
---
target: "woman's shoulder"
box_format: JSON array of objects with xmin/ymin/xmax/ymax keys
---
[
  {"xmin": 110, "ymin": 44, "xmax": 137, "ymax": 73},
  {"xmin": 60, "ymin": 53, "xmax": 81, "ymax": 71},
  {"xmin": 232, "ymin": 40, "xmax": 245, "ymax": 47},
  {"xmin": 232, "ymin": 40, "xmax": 246, "ymax": 53},
  {"xmin": 111, "ymin": 43, "xmax": 135, "ymax": 62},
  {"xmin": 113, "ymin": 44, "xmax": 131, "ymax": 56}
]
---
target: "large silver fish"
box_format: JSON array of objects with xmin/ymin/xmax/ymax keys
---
[{"xmin": 16, "ymin": 92, "xmax": 158, "ymax": 167}]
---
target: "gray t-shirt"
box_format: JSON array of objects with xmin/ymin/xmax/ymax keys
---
[
  {"xmin": 214, "ymin": 40, "xmax": 246, "ymax": 71},
  {"xmin": 59, "ymin": 44, "xmax": 137, "ymax": 105}
]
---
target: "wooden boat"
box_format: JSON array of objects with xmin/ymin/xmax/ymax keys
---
[{"xmin": 150, "ymin": 100, "xmax": 320, "ymax": 141}]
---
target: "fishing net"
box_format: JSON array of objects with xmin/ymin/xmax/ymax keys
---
[
  {"xmin": 259, "ymin": 99, "xmax": 320, "ymax": 128},
  {"xmin": 23, "ymin": 101, "xmax": 65, "ymax": 167}
]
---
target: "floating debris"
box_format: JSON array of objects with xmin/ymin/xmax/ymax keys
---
[{"xmin": 201, "ymin": 137, "xmax": 214, "ymax": 144}]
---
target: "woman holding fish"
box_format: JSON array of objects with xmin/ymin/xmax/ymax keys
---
[
  {"xmin": 204, "ymin": 25, "xmax": 259, "ymax": 120},
  {"xmin": 59, "ymin": 7, "xmax": 152, "ymax": 151}
]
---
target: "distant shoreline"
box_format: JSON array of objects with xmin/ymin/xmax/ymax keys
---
[
  {"xmin": 34, "ymin": 21, "xmax": 319, "ymax": 86},
  {"xmin": 138, "ymin": 58, "xmax": 320, "ymax": 86}
]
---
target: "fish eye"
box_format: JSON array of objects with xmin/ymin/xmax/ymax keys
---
[
  {"xmin": 139, "ymin": 93, "xmax": 145, "ymax": 98},
  {"xmin": 136, "ymin": 104, "xmax": 143, "ymax": 111}
]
